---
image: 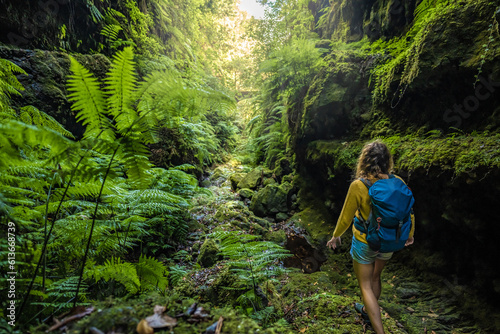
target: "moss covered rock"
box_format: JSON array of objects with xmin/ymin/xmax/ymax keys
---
[
  {"xmin": 238, "ymin": 188, "xmax": 254, "ymax": 199},
  {"xmin": 264, "ymin": 229, "xmax": 287, "ymax": 245},
  {"xmin": 249, "ymin": 182, "xmax": 292, "ymax": 217},
  {"xmin": 263, "ymin": 177, "xmax": 278, "ymax": 186},
  {"xmin": 0, "ymin": 47, "xmax": 111, "ymax": 138},
  {"xmin": 237, "ymin": 167, "xmax": 264, "ymax": 190},
  {"xmin": 197, "ymin": 239, "xmax": 220, "ymax": 268},
  {"xmin": 229, "ymin": 172, "xmax": 245, "ymax": 191}
]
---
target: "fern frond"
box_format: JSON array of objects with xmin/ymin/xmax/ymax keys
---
[
  {"xmin": 135, "ymin": 254, "xmax": 168, "ymax": 291},
  {"xmin": 414, "ymin": 0, "xmax": 435, "ymax": 24},
  {"xmin": 19, "ymin": 105, "xmax": 75, "ymax": 138},
  {"xmin": 106, "ymin": 46, "xmax": 137, "ymax": 133},
  {"xmin": 168, "ymin": 264, "xmax": 188, "ymax": 286},
  {"xmin": 85, "ymin": 257, "xmax": 140, "ymax": 294},
  {"xmin": 101, "ymin": 24, "xmax": 122, "ymax": 42},
  {"xmin": 117, "ymin": 134, "xmax": 152, "ymax": 189},
  {"xmin": 68, "ymin": 57, "xmax": 113, "ymax": 141},
  {"xmin": 0, "ymin": 120, "xmax": 74, "ymax": 168},
  {"xmin": 86, "ymin": 0, "xmax": 104, "ymax": 23}
]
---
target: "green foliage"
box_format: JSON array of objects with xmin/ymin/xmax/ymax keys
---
[
  {"xmin": 210, "ymin": 230, "xmax": 291, "ymax": 311},
  {"xmin": 474, "ymin": 6, "xmax": 499, "ymax": 87},
  {"xmin": 0, "ymin": 58, "xmax": 26, "ymax": 114},
  {"xmin": 85, "ymin": 257, "xmax": 141, "ymax": 294},
  {"xmin": 369, "ymin": 0, "xmax": 460, "ymax": 106},
  {"xmin": 247, "ymin": 37, "xmax": 325, "ymax": 167},
  {"xmin": 259, "ymin": 38, "xmax": 326, "ymax": 106},
  {"xmin": 169, "ymin": 264, "xmax": 189, "ymax": 286},
  {"xmin": 84, "ymin": 254, "xmax": 168, "ymax": 296},
  {"xmin": 0, "ymin": 46, "xmax": 233, "ymax": 326},
  {"xmin": 18, "ymin": 105, "xmax": 75, "ymax": 139}
]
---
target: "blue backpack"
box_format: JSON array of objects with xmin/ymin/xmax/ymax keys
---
[{"xmin": 353, "ymin": 175, "xmax": 414, "ymax": 253}]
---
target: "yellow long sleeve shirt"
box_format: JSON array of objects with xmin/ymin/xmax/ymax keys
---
[{"xmin": 332, "ymin": 176, "xmax": 415, "ymax": 244}]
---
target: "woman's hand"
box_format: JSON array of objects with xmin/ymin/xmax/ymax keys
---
[
  {"xmin": 405, "ymin": 237, "xmax": 414, "ymax": 246},
  {"xmin": 327, "ymin": 236, "xmax": 341, "ymax": 250}
]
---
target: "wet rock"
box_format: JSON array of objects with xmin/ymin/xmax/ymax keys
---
[
  {"xmin": 264, "ymin": 229, "xmax": 287, "ymax": 245},
  {"xmin": 210, "ymin": 166, "xmax": 228, "ymax": 183},
  {"xmin": 200, "ymin": 179, "xmax": 211, "ymax": 187},
  {"xmin": 274, "ymin": 157, "xmax": 293, "ymax": 179}
]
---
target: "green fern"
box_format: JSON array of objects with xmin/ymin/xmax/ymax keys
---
[
  {"xmin": 106, "ymin": 47, "xmax": 137, "ymax": 132},
  {"xmin": 414, "ymin": 0, "xmax": 436, "ymax": 26},
  {"xmin": 168, "ymin": 264, "xmax": 189, "ymax": 286},
  {"xmin": 101, "ymin": 24, "xmax": 122, "ymax": 42},
  {"xmin": 18, "ymin": 105, "xmax": 75, "ymax": 139},
  {"xmin": 86, "ymin": 0, "xmax": 104, "ymax": 23},
  {"xmin": 209, "ymin": 231, "xmax": 291, "ymax": 311},
  {"xmin": 85, "ymin": 257, "xmax": 140, "ymax": 294},
  {"xmin": 135, "ymin": 254, "xmax": 168, "ymax": 292},
  {"xmin": 67, "ymin": 57, "xmax": 113, "ymax": 141},
  {"xmin": 0, "ymin": 58, "xmax": 26, "ymax": 113}
]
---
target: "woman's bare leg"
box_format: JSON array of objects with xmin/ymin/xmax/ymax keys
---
[
  {"xmin": 353, "ymin": 260, "xmax": 385, "ymax": 334},
  {"xmin": 372, "ymin": 259, "xmax": 387, "ymax": 300}
]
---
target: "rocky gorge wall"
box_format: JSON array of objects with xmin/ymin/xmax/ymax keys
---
[{"xmin": 289, "ymin": 0, "xmax": 500, "ymax": 307}]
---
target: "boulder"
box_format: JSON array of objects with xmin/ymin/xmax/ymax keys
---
[
  {"xmin": 238, "ymin": 188, "xmax": 254, "ymax": 199},
  {"xmin": 237, "ymin": 167, "xmax": 263, "ymax": 190},
  {"xmin": 250, "ymin": 182, "xmax": 292, "ymax": 217},
  {"xmin": 197, "ymin": 239, "xmax": 220, "ymax": 268},
  {"xmin": 229, "ymin": 172, "xmax": 245, "ymax": 191}
]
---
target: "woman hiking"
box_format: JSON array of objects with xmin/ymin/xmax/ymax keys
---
[{"xmin": 327, "ymin": 140, "xmax": 415, "ymax": 334}]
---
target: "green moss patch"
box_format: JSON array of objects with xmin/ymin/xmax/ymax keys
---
[{"xmin": 306, "ymin": 132, "xmax": 500, "ymax": 177}]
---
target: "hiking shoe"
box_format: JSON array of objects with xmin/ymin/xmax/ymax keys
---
[{"xmin": 354, "ymin": 303, "xmax": 371, "ymax": 324}]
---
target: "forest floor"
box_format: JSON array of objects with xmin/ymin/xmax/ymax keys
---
[{"xmin": 38, "ymin": 159, "xmax": 493, "ymax": 334}]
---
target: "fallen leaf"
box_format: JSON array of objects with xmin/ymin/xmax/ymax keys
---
[
  {"xmin": 154, "ymin": 305, "xmax": 166, "ymax": 314},
  {"xmin": 146, "ymin": 313, "xmax": 178, "ymax": 328},
  {"xmin": 299, "ymin": 327, "xmax": 307, "ymax": 333},
  {"xmin": 136, "ymin": 319, "xmax": 154, "ymax": 334}
]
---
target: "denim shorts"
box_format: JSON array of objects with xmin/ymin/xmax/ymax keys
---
[{"xmin": 350, "ymin": 235, "xmax": 393, "ymax": 264}]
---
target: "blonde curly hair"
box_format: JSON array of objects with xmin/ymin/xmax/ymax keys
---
[{"xmin": 355, "ymin": 140, "xmax": 393, "ymax": 179}]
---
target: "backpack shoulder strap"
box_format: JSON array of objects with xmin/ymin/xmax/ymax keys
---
[
  {"xmin": 355, "ymin": 178, "xmax": 373, "ymax": 233},
  {"xmin": 359, "ymin": 178, "xmax": 372, "ymax": 189}
]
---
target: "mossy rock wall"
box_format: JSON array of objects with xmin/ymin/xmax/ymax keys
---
[
  {"xmin": 317, "ymin": 0, "xmax": 418, "ymax": 42},
  {"xmin": 291, "ymin": 2, "xmax": 500, "ymax": 305},
  {"xmin": 301, "ymin": 1, "xmax": 500, "ymax": 144},
  {"xmin": 295, "ymin": 135, "xmax": 500, "ymax": 303},
  {"xmin": 0, "ymin": 46, "xmax": 111, "ymax": 138},
  {"xmin": 374, "ymin": 1, "xmax": 500, "ymax": 133},
  {"xmin": 299, "ymin": 53, "xmax": 373, "ymax": 143}
]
